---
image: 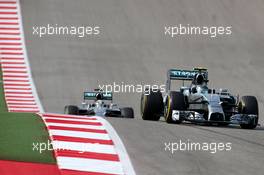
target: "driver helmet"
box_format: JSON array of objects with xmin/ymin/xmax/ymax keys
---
[
  {"xmin": 195, "ymin": 73, "xmax": 205, "ymax": 85},
  {"xmin": 95, "ymin": 93, "xmax": 103, "ymax": 100}
]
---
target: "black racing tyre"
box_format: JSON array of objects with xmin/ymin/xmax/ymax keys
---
[
  {"xmin": 64, "ymin": 105, "xmax": 79, "ymax": 115},
  {"xmin": 239, "ymin": 96, "xmax": 259, "ymax": 129},
  {"xmin": 121, "ymin": 107, "xmax": 134, "ymax": 118},
  {"xmin": 165, "ymin": 91, "xmax": 186, "ymax": 124},
  {"xmin": 141, "ymin": 90, "xmax": 163, "ymax": 121}
]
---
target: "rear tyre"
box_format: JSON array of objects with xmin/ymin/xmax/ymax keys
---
[
  {"xmin": 165, "ymin": 91, "xmax": 186, "ymax": 124},
  {"xmin": 121, "ymin": 107, "xmax": 134, "ymax": 118},
  {"xmin": 141, "ymin": 90, "xmax": 163, "ymax": 121},
  {"xmin": 64, "ymin": 105, "xmax": 79, "ymax": 115},
  {"xmin": 239, "ymin": 96, "xmax": 258, "ymax": 129}
]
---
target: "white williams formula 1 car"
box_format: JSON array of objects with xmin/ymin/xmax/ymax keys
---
[
  {"xmin": 141, "ymin": 67, "xmax": 259, "ymax": 129},
  {"xmin": 64, "ymin": 89, "xmax": 134, "ymax": 118}
]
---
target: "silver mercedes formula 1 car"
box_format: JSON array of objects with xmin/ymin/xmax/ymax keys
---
[
  {"xmin": 141, "ymin": 67, "xmax": 259, "ymax": 129},
  {"xmin": 64, "ymin": 89, "xmax": 134, "ymax": 118}
]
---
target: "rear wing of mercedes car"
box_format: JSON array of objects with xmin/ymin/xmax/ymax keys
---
[
  {"xmin": 83, "ymin": 91, "xmax": 113, "ymax": 101},
  {"xmin": 166, "ymin": 67, "xmax": 208, "ymax": 91}
]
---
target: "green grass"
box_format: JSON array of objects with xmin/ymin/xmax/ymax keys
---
[
  {"xmin": 0, "ymin": 67, "xmax": 56, "ymax": 164},
  {"xmin": 0, "ymin": 112, "xmax": 56, "ymax": 163}
]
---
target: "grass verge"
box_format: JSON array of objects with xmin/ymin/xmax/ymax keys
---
[
  {"xmin": 0, "ymin": 66, "xmax": 56, "ymax": 164},
  {"xmin": 0, "ymin": 112, "xmax": 56, "ymax": 163}
]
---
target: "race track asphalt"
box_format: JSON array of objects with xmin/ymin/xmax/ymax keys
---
[{"xmin": 21, "ymin": 0, "xmax": 264, "ymax": 174}]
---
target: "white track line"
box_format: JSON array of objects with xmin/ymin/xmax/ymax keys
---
[
  {"xmin": 97, "ymin": 117, "xmax": 136, "ymax": 175},
  {"xmin": 16, "ymin": 0, "xmax": 43, "ymax": 112}
]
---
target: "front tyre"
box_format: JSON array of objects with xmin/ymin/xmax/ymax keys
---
[
  {"xmin": 239, "ymin": 96, "xmax": 259, "ymax": 129},
  {"xmin": 141, "ymin": 90, "xmax": 163, "ymax": 121},
  {"xmin": 165, "ymin": 91, "xmax": 186, "ymax": 124},
  {"xmin": 121, "ymin": 107, "xmax": 134, "ymax": 118},
  {"xmin": 64, "ymin": 105, "xmax": 79, "ymax": 115}
]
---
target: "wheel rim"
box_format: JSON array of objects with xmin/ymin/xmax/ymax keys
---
[
  {"xmin": 141, "ymin": 95, "xmax": 147, "ymax": 116},
  {"xmin": 165, "ymin": 96, "xmax": 171, "ymax": 121}
]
